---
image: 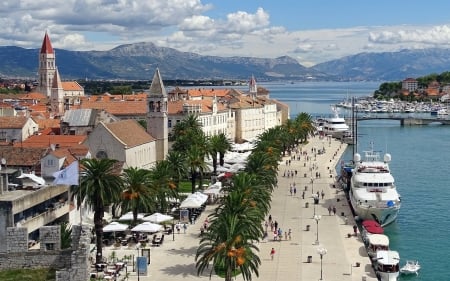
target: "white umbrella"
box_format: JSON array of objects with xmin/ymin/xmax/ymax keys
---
[
  {"xmin": 118, "ymin": 211, "xmax": 145, "ymax": 221},
  {"xmin": 103, "ymin": 221, "xmax": 129, "ymax": 232},
  {"xmin": 131, "ymin": 222, "xmax": 162, "ymax": 233},
  {"xmin": 180, "ymin": 197, "xmax": 203, "ymax": 208},
  {"xmin": 142, "ymin": 213, "xmax": 173, "ymax": 223}
]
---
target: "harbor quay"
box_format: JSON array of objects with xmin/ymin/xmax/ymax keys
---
[{"xmin": 101, "ymin": 135, "xmax": 378, "ymax": 281}]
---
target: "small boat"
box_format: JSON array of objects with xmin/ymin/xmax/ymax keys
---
[
  {"xmin": 375, "ymin": 250, "xmax": 400, "ymax": 281},
  {"xmin": 367, "ymin": 234, "xmax": 389, "ymax": 258},
  {"xmin": 361, "ymin": 220, "xmax": 384, "ymax": 244},
  {"xmin": 400, "ymin": 260, "xmax": 420, "ymax": 275}
]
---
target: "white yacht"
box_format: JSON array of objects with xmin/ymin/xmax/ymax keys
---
[
  {"xmin": 322, "ymin": 106, "xmax": 350, "ymax": 138},
  {"xmin": 349, "ymin": 146, "xmax": 401, "ymax": 227},
  {"xmin": 375, "ymin": 250, "xmax": 400, "ymax": 281}
]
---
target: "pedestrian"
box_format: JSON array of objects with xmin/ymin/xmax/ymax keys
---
[
  {"xmin": 274, "ymin": 221, "xmax": 278, "ymax": 230},
  {"xmin": 293, "ymin": 187, "xmax": 297, "ymax": 196},
  {"xmin": 176, "ymin": 224, "xmax": 180, "ymax": 234},
  {"xmin": 321, "ymin": 190, "xmax": 325, "ymax": 199},
  {"xmin": 183, "ymin": 223, "xmax": 187, "ymax": 234},
  {"xmin": 264, "ymin": 220, "xmax": 269, "ymax": 231},
  {"xmin": 328, "ymin": 205, "xmax": 332, "ymax": 215},
  {"xmin": 302, "ymin": 191, "xmax": 305, "ymax": 199},
  {"xmin": 270, "ymin": 221, "xmax": 274, "ymax": 232},
  {"xmin": 285, "ymin": 231, "xmax": 288, "ymax": 240},
  {"xmin": 332, "ymin": 205, "xmax": 337, "ymax": 215},
  {"xmin": 268, "ymin": 214, "xmax": 272, "ymax": 223},
  {"xmin": 288, "ymin": 229, "xmax": 292, "ymax": 240},
  {"xmin": 270, "ymin": 248, "xmax": 276, "ymax": 260},
  {"xmin": 290, "ymin": 186, "xmax": 293, "ymax": 196},
  {"xmin": 353, "ymin": 225, "xmax": 358, "ymax": 236}
]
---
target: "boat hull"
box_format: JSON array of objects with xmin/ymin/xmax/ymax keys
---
[{"xmin": 349, "ymin": 192, "xmax": 400, "ymax": 227}]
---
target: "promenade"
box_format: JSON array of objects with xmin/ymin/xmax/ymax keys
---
[{"xmin": 101, "ymin": 135, "xmax": 378, "ymax": 281}]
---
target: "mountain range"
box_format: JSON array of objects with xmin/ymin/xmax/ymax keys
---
[{"xmin": 1, "ymin": 42, "xmax": 450, "ymax": 81}]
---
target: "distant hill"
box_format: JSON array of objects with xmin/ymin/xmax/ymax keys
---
[
  {"xmin": 1, "ymin": 42, "xmax": 450, "ymax": 81},
  {"xmin": 311, "ymin": 48, "xmax": 450, "ymax": 81},
  {"xmin": 0, "ymin": 42, "xmax": 326, "ymax": 81}
]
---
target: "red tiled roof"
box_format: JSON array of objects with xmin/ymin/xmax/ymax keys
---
[
  {"xmin": 104, "ymin": 119, "xmax": 155, "ymax": 147},
  {"xmin": 62, "ymin": 81, "xmax": 83, "ymax": 91},
  {"xmin": 40, "ymin": 32, "xmax": 54, "ymax": 54},
  {"xmin": 14, "ymin": 134, "xmax": 86, "ymax": 148},
  {"xmin": 0, "ymin": 116, "xmax": 28, "ymax": 129}
]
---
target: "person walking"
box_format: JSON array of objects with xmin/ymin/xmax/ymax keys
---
[
  {"xmin": 321, "ymin": 190, "xmax": 325, "ymax": 199},
  {"xmin": 288, "ymin": 228, "xmax": 292, "ymax": 240},
  {"xmin": 270, "ymin": 248, "xmax": 276, "ymax": 260},
  {"xmin": 293, "ymin": 187, "xmax": 297, "ymax": 196},
  {"xmin": 183, "ymin": 223, "xmax": 187, "ymax": 234},
  {"xmin": 328, "ymin": 205, "xmax": 332, "ymax": 216},
  {"xmin": 332, "ymin": 205, "xmax": 337, "ymax": 215}
]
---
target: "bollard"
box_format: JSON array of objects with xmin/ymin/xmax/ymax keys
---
[
  {"xmin": 304, "ymin": 186, "xmax": 308, "ymax": 191},
  {"xmin": 305, "ymin": 202, "xmax": 309, "ymax": 208},
  {"xmin": 306, "ymin": 225, "xmax": 310, "ymax": 231},
  {"xmin": 307, "ymin": 256, "xmax": 312, "ymax": 263}
]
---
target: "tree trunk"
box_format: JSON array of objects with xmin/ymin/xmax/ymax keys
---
[
  {"xmin": 191, "ymin": 172, "xmax": 197, "ymax": 194},
  {"xmin": 94, "ymin": 207, "xmax": 104, "ymax": 264},
  {"xmin": 219, "ymin": 153, "xmax": 225, "ymax": 166},
  {"xmin": 212, "ymin": 157, "xmax": 218, "ymax": 174}
]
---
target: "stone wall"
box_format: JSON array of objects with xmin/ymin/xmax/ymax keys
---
[{"xmin": 0, "ymin": 225, "xmax": 90, "ymax": 281}]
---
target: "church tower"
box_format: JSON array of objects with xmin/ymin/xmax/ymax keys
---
[
  {"xmin": 146, "ymin": 68, "xmax": 168, "ymax": 161},
  {"xmin": 50, "ymin": 68, "xmax": 64, "ymax": 115},
  {"xmin": 37, "ymin": 32, "xmax": 56, "ymax": 97},
  {"xmin": 249, "ymin": 75, "xmax": 257, "ymax": 99}
]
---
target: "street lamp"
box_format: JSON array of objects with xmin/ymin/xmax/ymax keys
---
[
  {"xmin": 136, "ymin": 246, "xmax": 140, "ymax": 281},
  {"xmin": 314, "ymin": 214, "xmax": 321, "ymax": 245},
  {"xmin": 311, "ymin": 177, "xmax": 314, "ymax": 194},
  {"xmin": 317, "ymin": 247, "xmax": 327, "ymax": 280},
  {"xmin": 312, "ymin": 194, "xmax": 318, "ymax": 217}
]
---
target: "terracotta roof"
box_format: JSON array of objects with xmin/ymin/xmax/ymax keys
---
[
  {"xmin": 74, "ymin": 94, "xmax": 147, "ymax": 116},
  {"xmin": 17, "ymin": 92, "xmax": 47, "ymax": 100},
  {"xmin": 13, "ymin": 134, "xmax": 86, "ymax": 148},
  {"xmin": 0, "ymin": 116, "xmax": 28, "ymax": 129},
  {"xmin": 33, "ymin": 117, "xmax": 61, "ymax": 130},
  {"xmin": 104, "ymin": 119, "xmax": 155, "ymax": 147},
  {"xmin": 0, "ymin": 146, "xmax": 47, "ymax": 167},
  {"xmin": 62, "ymin": 81, "xmax": 83, "ymax": 91},
  {"xmin": 186, "ymin": 88, "xmax": 231, "ymax": 98},
  {"xmin": 168, "ymin": 99, "xmax": 228, "ymax": 115},
  {"xmin": 40, "ymin": 32, "xmax": 54, "ymax": 54}
]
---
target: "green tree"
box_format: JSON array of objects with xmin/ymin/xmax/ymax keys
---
[
  {"xmin": 149, "ymin": 160, "xmax": 179, "ymax": 213},
  {"xmin": 72, "ymin": 158, "xmax": 123, "ymax": 264},
  {"xmin": 121, "ymin": 167, "xmax": 154, "ymax": 226},
  {"xmin": 166, "ymin": 150, "xmax": 188, "ymax": 190},
  {"xmin": 60, "ymin": 221, "xmax": 72, "ymax": 249}
]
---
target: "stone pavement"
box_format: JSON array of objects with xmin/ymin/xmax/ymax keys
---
[{"xmin": 100, "ymin": 135, "xmax": 378, "ymax": 281}]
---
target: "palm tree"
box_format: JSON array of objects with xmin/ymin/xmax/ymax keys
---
[
  {"xmin": 149, "ymin": 160, "xmax": 179, "ymax": 213},
  {"xmin": 171, "ymin": 114, "xmax": 203, "ymax": 152},
  {"xmin": 72, "ymin": 158, "xmax": 123, "ymax": 264},
  {"xmin": 196, "ymin": 173, "xmax": 265, "ymax": 281},
  {"xmin": 166, "ymin": 150, "xmax": 187, "ymax": 190},
  {"xmin": 186, "ymin": 145, "xmax": 209, "ymax": 193},
  {"xmin": 209, "ymin": 133, "xmax": 232, "ymax": 173},
  {"xmin": 121, "ymin": 167, "xmax": 154, "ymax": 226},
  {"xmin": 294, "ymin": 112, "xmax": 315, "ymax": 143}
]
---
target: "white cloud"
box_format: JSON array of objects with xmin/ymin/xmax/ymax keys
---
[{"xmin": 2, "ymin": 1, "xmax": 450, "ymax": 66}]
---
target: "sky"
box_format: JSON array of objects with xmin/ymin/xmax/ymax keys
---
[{"xmin": 2, "ymin": 0, "xmax": 450, "ymax": 66}]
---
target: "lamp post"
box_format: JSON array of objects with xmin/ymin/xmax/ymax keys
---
[
  {"xmin": 314, "ymin": 214, "xmax": 321, "ymax": 245},
  {"xmin": 317, "ymin": 247, "xmax": 327, "ymax": 280},
  {"xmin": 312, "ymin": 193, "xmax": 318, "ymax": 217},
  {"xmin": 136, "ymin": 246, "xmax": 140, "ymax": 281},
  {"xmin": 311, "ymin": 177, "xmax": 314, "ymax": 195}
]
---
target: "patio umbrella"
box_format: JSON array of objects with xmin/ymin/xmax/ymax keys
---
[
  {"xmin": 118, "ymin": 211, "xmax": 145, "ymax": 221},
  {"xmin": 103, "ymin": 221, "xmax": 129, "ymax": 232},
  {"xmin": 131, "ymin": 222, "xmax": 163, "ymax": 233},
  {"xmin": 180, "ymin": 197, "xmax": 203, "ymax": 208},
  {"xmin": 103, "ymin": 221, "xmax": 129, "ymax": 240},
  {"xmin": 142, "ymin": 213, "xmax": 173, "ymax": 223}
]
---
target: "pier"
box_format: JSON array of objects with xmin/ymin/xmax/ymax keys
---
[{"xmin": 347, "ymin": 116, "xmax": 450, "ymax": 126}]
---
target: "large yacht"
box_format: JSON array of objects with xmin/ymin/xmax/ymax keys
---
[
  {"xmin": 349, "ymin": 146, "xmax": 401, "ymax": 227},
  {"xmin": 322, "ymin": 106, "xmax": 350, "ymax": 138}
]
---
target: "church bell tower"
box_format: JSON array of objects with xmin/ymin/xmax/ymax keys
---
[{"xmin": 37, "ymin": 32, "xmax": 56, "ymax": 97}]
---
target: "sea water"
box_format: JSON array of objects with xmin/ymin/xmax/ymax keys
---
[{"xmin": 264, "ymin": 81, "xmax": 449, "ymax": 280}]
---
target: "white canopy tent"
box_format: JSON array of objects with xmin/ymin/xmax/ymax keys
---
[
  {"xmin": 142, "ymin": 213, "xmax": 174, "ymax": 223},
  {"xmin": 180, "ymin": 197, "xmax": 203, "ymax": 208},
  {"xmin": 118, "ymin": 212, "xmax": 145, "ymax": 221},
  {"xmin": 103, "ymin": 221, "xmax": 129, "ymax": 232},
  {"xmin": 131, "ymin": 222, "xmax": 163, "ymax": 233}
]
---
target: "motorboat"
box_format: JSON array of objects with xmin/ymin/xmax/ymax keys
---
[
  {"xmin": 400, "ymin": 260, "xmax": 420, "ymax": 275},
  {"xmin": 375, "ymin": 250, "xmax": 400, "ymax": 281},
  {"xmin": 367, "ymin": 234, "xmax": 389, "ymax": 258},
  {"xmin": 361, "ymin": 220, "xmax": 384, "ymax": 244},
  {"xmin": 321, "ymin": 106, "xmax": 350, "ymax": 138},
  {"xmin": 349, "ymin": 144, "xmax": 401, "ymax": 227}
]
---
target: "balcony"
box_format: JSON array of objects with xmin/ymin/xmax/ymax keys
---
[{"xmin": 19, "ymin": 202, "xmax": 70, "ymax": 233}]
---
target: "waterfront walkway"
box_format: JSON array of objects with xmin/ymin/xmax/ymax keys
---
[{"xmin": 101, "ymin": 135, "xmax": 378, "ymax": 281}]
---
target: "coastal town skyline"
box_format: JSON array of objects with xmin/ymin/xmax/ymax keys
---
[{"xmin": 3, "ymin": 1, "xmax": 450, "ymax": 67}]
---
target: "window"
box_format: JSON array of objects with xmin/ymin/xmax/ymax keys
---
[
  {"xmin": 47, "ymin": 159, "xmax": 55, "ymax": 166},
  {"xmin": 168, "ymin": 119, "xmax": 172, "ymax": 128}
]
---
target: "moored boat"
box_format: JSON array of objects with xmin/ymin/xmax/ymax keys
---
[
  {"xmin": 349, "ymin": 145, "xmax": 401, "ymax": 226},
  {"xmin": 321, "ymin": 106, "xmax": 350, "ymax": 138},
  {"xmin": 375, "ymin": 250, "xmax": 400, "ymax": 281},
  {"xmin": 361, "ymin": 219, "xmax": 384, "ymax": 244},
  {"xmin": 367, "ymin": 234, "xmax": 389, "ymax": 258},
  {"xmin": 400, "ymin": 260, "xmax": 420, "ymax": 275}
]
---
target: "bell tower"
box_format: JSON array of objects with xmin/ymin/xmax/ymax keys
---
[
  {"xmin": 37, "ymin": 32, "xmax": 56, "ymax": 97},
  {"xmin": 146, "ymin": 68, "xmax": 168, "ymax": 161}
]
